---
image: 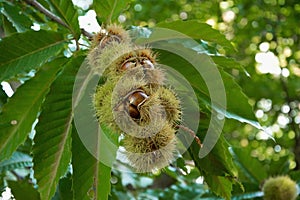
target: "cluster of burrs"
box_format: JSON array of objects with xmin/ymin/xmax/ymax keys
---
[{"xmin": 88, "ymin": 24, "xmax": 181, "ymax": 172}]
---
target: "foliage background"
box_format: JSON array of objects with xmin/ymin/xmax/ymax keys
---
[{"xmin": 0, "ymin": 0, "xmax": 299, "ymax": 199}]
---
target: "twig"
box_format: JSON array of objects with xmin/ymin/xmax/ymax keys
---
[
  {"xmin": 24, "ymin": 0, "xmax": 69, "ymax": 28},
  {"xmin": 81, "ymin": 28, "xmax": 94, "ymax": 40},
  {"xmin": 24, "ymin": 0, "xmax": 94, "ymax": 39},
  {"xmin": 176, "ymin": 125, "xmax": 203, "ymax": 148}
]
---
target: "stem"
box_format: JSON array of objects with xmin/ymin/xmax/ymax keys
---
[
  {"xmin": 24, "ymin": 0, "xmax": 69, "ymax": 28},
  {"xmin": 24, "ymin": 0, "xmax": 94, "ymax": 39},
  {"xmin": 176, "ymin": 125, "xmax": 203, "ymax": 148},
  {"xmin": 81, "ymin": 28, "xmax": 94, "ymax": 40}
]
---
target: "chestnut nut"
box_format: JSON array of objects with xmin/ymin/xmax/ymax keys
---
[
  {"xmin": 141, "ymin": 59, "xmax": 154, "ymax": 69},
  {"xmin": 121, "ymin": 60, "xmax": 136, "ymax": 70},
  {"xmin": 120, "ymin": 58, "xmax": 154, "ymax": 71},
  {"xmin": 127, "ymin": 91, "xmax": 149, "ymax": 119}
]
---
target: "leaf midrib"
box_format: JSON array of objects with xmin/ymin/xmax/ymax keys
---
[
  {"xmin": 46, "ymin": 112, "xmax": 73, "ymax": 198},
  {"xmin": 107, "ymin": 0, "xmax": 118, "ymax": 23},
  {"xmin": 0, "ymin": 39, "xmax": 66, "ymax": 68},
  {"xmin": 50, "ymin": 1, "xmax": 78, "ymax": 37},
  {"xmin": 0, "ymin": 63, "xmax": 64, "ymax": 159}
]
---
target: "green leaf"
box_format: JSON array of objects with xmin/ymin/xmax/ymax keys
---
[
  {"xmin": 72, "ymin": 128, "xmax": 97, "ymax": 200},
  {"xmin": 230, "ymin": 147, "xmax": 268, "ymax": 184},
  {"xmin": 96, "ymin": 160, "xmax": 112, "ymax": 200},
  {"xmin": 289, "ymin": 170, "xmax": 300, "ymax": 185},
  {"xmin": 156, "ymin": 20, "xmax": 236, "ymax": 52},
  {"xmin": 72, "ymin": 125, "xmax": 117, "ymax": 200},
  {"xmin": 33, "ymin": 56, "xmax": 84, "ymax": 200},
  {"xmin": 219, "ymin": 69, "xmax": 257, "ymax": 122},
  {"xmin": 71, "ymin": 55, "xmax": 117, "ymax": 200},
  {"xmin": 0, "ymin": 58, "xmax": 67, "ymax": 162},
  {"xmin": 192, "ymin": 134, "xmax": 237, "ymax": 178},
  {"xmin": 16, "ymin": 137, "xmax": 33, "ymax": 155},
  {"xmin": 210, "ymin": 68, "xmax": 265, "ymax": 133},
  {"xmin": 188, "ymin": 134, "xmax": 237, "ymax": 199},
  {"xmin": 205, "ymin": 176, "xmax": 233, "ymax": 200},
  {"xmin": 48, "ymin": 0, "xmax": 81, "ymax": 39},
  {"xmin": 0, "ymin": 30, "xmax": 66, "ymax": 82},
  {"xmin": 0, "ymin": 151, "xmax": 32, "ymax": 173},
  {"xmin": 156, "ymin": 48, "xmax": 258, "ymax": 127},
  {"xmin": 8, "ymin": 180, "xmax": 40, "ymax": 200},
  {"xmin": 71, "ymin": 55, "xmax": 119, "ymax": 199},
  {"xmin": 52, "ymin": 173, "xmax": 73, "ymax": 200},
  {"xmin": 0, "ymin": 87, "xmax": 8, "ymax": 110},
  {"xmin": 268, "ymin": 155, "xmax": 290, "ymax": 176},
  {"xmin": 211, "ymin": 56, "xmax": 247, "ymax": 73},
  {"xmin": 1, "ymin": 15, "xmax": 17, "ymax": 36},
  {"xmin": 1, "ymin": 2, "xmax": 32, "ymax": 32},
  {"xmin": 0, "ymin": 179, "xmax": 4, "ymax": 194},
  {"xmin": 93, "ymin": 0, "xmax": 130, "ymax": 23}
]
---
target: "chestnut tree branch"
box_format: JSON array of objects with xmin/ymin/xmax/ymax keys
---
[
  {"xmin": 24, "ymin": 0, "xmax": 69, "ymax": 28},
  {"xmin": 24, "ymin": 0, "xmax": 94, "ymax": 39}
]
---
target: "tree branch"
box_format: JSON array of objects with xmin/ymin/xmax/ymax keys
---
[
  {"xmin": 24, "ymin": 0, "xmax": 94, "ymax": 39},
  {"xmin": 24, "ymin": 0, "xmax": 69, "ymax": 28},
  {"xmin": 81, "ymin": 28, "xmax": 94, "ymax": 40}
]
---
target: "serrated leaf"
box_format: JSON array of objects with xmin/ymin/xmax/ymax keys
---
[
  {"xmin": 0, "ymin": 58, "xmax": 67, "ymax": 162},
  {"xmin": 8, "ymin": 180, "xmax": 40, "ymax": 200},
  {"xmin": 209, "ymin": 68, "xmax": 265, "ymax": 131},
  {"xmin": 33, "ymin": 56, "xmax": 84, "ymax": 200},
  {"xmin": 230, "ymin": 147, "xmax": 268, "ymax": 184},
  {"xmin": 156, "ymin": 20, "xmax": 236, "ymax": 52},
  {"xmin": 72, "ymin": 56, "xmax": 118, "ymax": 199},
  {"xmin": 95, "ymin": 125, "xmax": 119, "ymax": 199},
  {"xmin": 190, "ymin": 134, "xmax": 238, "ymax": 177},
  {"xmin": 0, "ymin": 151, "xmax": 32, "ymax": 173},
  {"xmin": 72, "ymin": 128, "xmax": 98, "ymax": 200},
  {"xmin": 72, "ymin": 56, "xmax": 112, "ymax": 200},
  {"xmin": 1, "ymin": 15, "xmax": 17, "ymax": 36},
  {"xmin": 48, "ymin": 0, "xmax": 81, "ymax": 39},
  {"xmin": 205, "ymin": 176, "xmax": 233, "ymax": 200},
  {"xmin": 93, "ymin": 0, "xmax": 130, "ymax": 23},
  {"xmin": 72, "ymin": 70, "xmax": 118, "ymax": 199},
  {"xmin": 219, "ymin": 69, "xmax": 257, "ymax": 121},
  {"xmin": 72, "ymin": 124, "xmax": 117, "ymax": 200},
  {"xmin": 211, "ymin": 56, "xmax": 247, "ymax": 73},
  {"xmin": 52, "ymin": 173, "xmax": 73, "ymax": 200},
  {"xmin": 155, "ymin": 47, "xmax": 259, "ymax": 128},
  {"xmin": 289, "ymin": 170, "xmax": 300, "ymax": 185},
  {"xmin": 0, "ymin": 30, "xmax": 66, "ymax": 82},
  {"xmin": 1, "ymin": 2, "xmax": 32, "ymax": 32},
  {"xmin": 188, "ymin": 134, "xmax": 237, "ymax": 199},
  {"xmin": 0, "ymin": 87, "xmax": 7, "ymax": 109},
  {"xmin": 95, "ymin": 160, "xmax": 112, "ymax": 200}
]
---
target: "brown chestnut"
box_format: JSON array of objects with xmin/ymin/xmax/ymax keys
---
[
  {"xmin": 128, "ymin": 105, "xmax": 140, "ymax": 119},
  {"xmin": 128, "ymin": 91, "xmax": 149, "ymax": 108},
  {"xmin": 121, "ymin": 60, "xmax": 136, "ymax": 71},
  {"xmin": 141, "ymin": 59, "xmax": 154, "ymax": 69},
  {"xmin": 127, "ymin": 91, "xmax": 149, "ymax": 119}
]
